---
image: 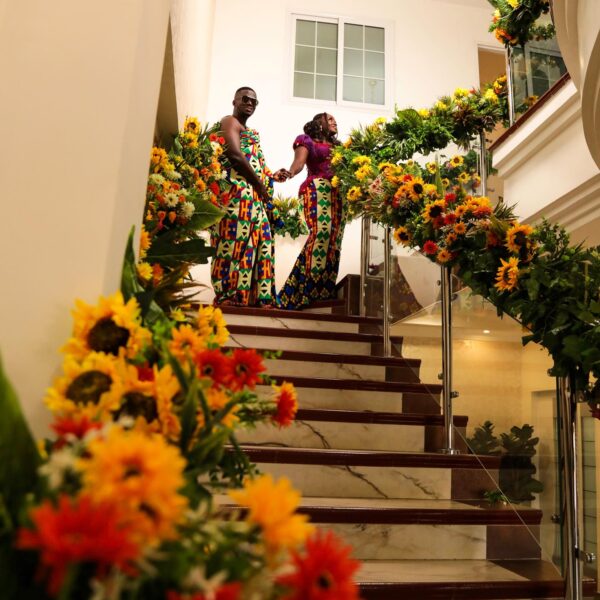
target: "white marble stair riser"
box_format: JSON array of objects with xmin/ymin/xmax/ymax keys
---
[
  {"xmin": 254, "ymin": 385, "xmax": 406, "ymax": 413},
  {"xmin": 223, "ymin": 313, "xmax": 360, "ymax": 334},
  {"xmin": 225, "ymin": 333, "xmax": 373, "ymax": 355},
  {"xmin": 317, "ymin": 523, "xmax": 490, "ymax": 560},
  {"xmin": 263, "ymin": 358, "xmax": 387, "ymax": 381},
  {"xmin": 254, "ymin": 462, "xmax": 452, "ymax": 500},
  {"xmin": 237, "ymin": 421, "xmax": 424, "ymax": 452}
]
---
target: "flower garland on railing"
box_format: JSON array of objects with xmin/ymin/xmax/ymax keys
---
[
  {"xmin": 140, "ymin": 117, "xmax": 226, "ymax": 314},
  {"xmin": 488, "ymin": 0, "xmax": 555, "ymax": 48},
  {"xmin": 0, "ymin": 237, "xmax": 361, "ymax": 598},
  {"xmin": 271, "ymin": 195, "xmax": 309, "ymax": 240}
]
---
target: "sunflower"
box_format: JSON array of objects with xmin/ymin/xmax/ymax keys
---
[
  {"xmin": 62, "ymin": 292, "xmax": 151, "ymax": 361},
  {"xmin": 442, "ymin": 178, "xmax": 450, "ymax": 188},
  {"xmin": 200, "ymin": 387, "xmax": 239, "ymax": 429},
  {"xmin": 426, "ymin": 162, "xmax": 437, "ymax": 174},
  {"xmin": 277, "ymin": 530, "xmax": 360, "ymax": 600},
  {"xmin": 197, "ymin": 305, "xmax": 229, "ymax": 347},
  {"xmin": 455, "ymin": 205, "xmax": 467, "ymax": 218},
  {"xmin": 169, "ymin": 324, "xmax": 208, "ymax": 363},
  {"xmin": 45, "ymin": 352, "xmax": 126, "ymax": 419},
  {"xmin": 436, "ymin": 249, "xmax": 453, "ymax": 264},
  {"xmin": 116, "ymin": 361, "xmax": 159, "ymax": 430},
  {"xmin": 351, "ymin": 155, "xmax": 371, "ymax": 166},
  {"xmin": 355, "ymin": 165, "xmax": 374, "ymax": 181},
  {"xmin": 229, "ymin": 474, "xmax": 313, "ymax": 553},
  {"xmin": 347, "ymin": 186, "xmax": 362, "ymax": 202},
  {"xmin": 453, "ymin": 222, "xmax": 467, "ymax": 235},
  {"xmin": 137, "ymin": 262, "xmax": 152, "ymax": 281},
  {"xmin": 457, "ymin": 172, "xmax": 470, "ymax": 184},
  {"xmin": 139, "ymin": 226, "xmax": 151, "ymax": 260},
  {"xmin": 449, "ymin": 155, "xmax": 464, "ymax": 168},
  {"xmin": 17, "ymin": 494, "xmax": 140, "ymax": 597},
  {"xmin": 331, "ymin": 176, "xmax": 340, "ymax": 188},
  {"xmin": 154, "ymin": 365, "xmax": 182, "ymax": 441},
  {"xmin": 495, "ymin": 257, "xmax": 520, "ymax": 292},
  {"xmin": 393, "ymin": 226, "xmax": 412, "ymax": 246},
  {"xmin": 377, "ymin": 162, "xmax": 395, "ymax": 172},
  {"xmin": 505, "ymin": 223, "xmax": 534, "ymax": 254},
  {"xmin": 422, "ymin": 199, "xmax": 446, "ymax": 222},
  {"xmin": 78, "ymin": 426, "xmax": 188, "ymax": 546},
  {"xmin": 406, "ymin": 177, "xmax": 425, "ymax": 201},
  {"xmin": 445, "ymin": 232, "xmax": 458, "ymax": 246},
  {"xmin": 331, "ymin": 152, "xmax": 343, "ymax": 166}
]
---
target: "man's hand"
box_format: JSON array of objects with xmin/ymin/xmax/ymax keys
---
[
  {"xmin": 273, "ymin": 168, "xmax": 291, "ymax": 182},
  {"xmin": 255, "ymin": 182, "xmax": 271, "ymax": 201}
]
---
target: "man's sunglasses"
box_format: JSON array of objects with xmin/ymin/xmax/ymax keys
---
[{"xmin": 241, "ymin": 95, "xmax": 259, "ymax": 107}]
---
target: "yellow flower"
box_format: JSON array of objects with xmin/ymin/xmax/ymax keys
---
[
  {"xmin": 374, "ymin": 117, "xmax": 387, "ymax": 125},
  {"xmin": 435, "ymin": 101, "xmax": 448, "ymax": 111},
  {"xmin": 507, "ymin": 0, "xmax": 519, "ymax": 7},
  {"xmin": 377, "ymin": 162, "xmax": 394, "ymax": 173},
  {"xmin": 229, "ymin": 475, "xmax": 313, "ymax": 552},
  {"xmin": 458, "ymin": 172, "xmax": 471, "ymax": 184},
  {"xmin": 343, "ymin": 138, "xmax": 353, "ymax": 148},
  {"xmin": 449, "ymin": 155, "xmax": 464, "ymax": 168},
  {"xmin": 393, "ymin": 226, "xmax": 412, "ymax": 246},
  {"xmin": 351, "ymin": 155, "xmax": 371, "ymax": 166},
  {"xmin": 442, "ymin": 178, "xmax": 450, "ymax": 188},
  {"xmin": 418, "ymin": 108, "xmax": 430, "ymax": 118},
  {"xmin": 423, "ymin": 199, "xmax": 446, "ymax": 222},
  {"xmin": 78, "ymin": 426, "xmax": 188, "ymax": 546},
  {"xmin": 426, "ymin": 162, "xmax": 437, "ymax": 174},
  {"xmin": 45, "ymin": 352, "xmax": 126, "ymax": 419},
  {"xmin": 423, "ymin": 184, "xmax": 438, "ymax": 197},
  {"xmin": 446, "ymin": 232, "xmax": 458, "ymax": 245},
  {"xmin": 197, "ymin": 305, "xmax": 229, "ymax": 347},
  {"xmin": 472, "ymin": 174, "xmax": 482, "ymax": 188},
  {"xmin": 331, "ymin": 176, "xmax": 340, "ymax": 188},
  {"xmin": 183, "ymin": 116, "xmax": 200, "ymax": 134},
  {"xmin": 454, "ymin": 221, "xmax": 467, "ymax": 235},
  {"xmin": 347, "ymin": 186, "xmax": 363, "ymax": 202},
  {"xmin": 506, "ymin": 223, "xmax": 534, "ymax": 254},
  {"xmin": 331, "ymin": 152, "xmax": 343, "ymax": 166},
  {"xmin": 495, "ymin": 257, "xmax": 520, "ymax": 292},
  {"xmin": 201, "ymin": 387, "xmax": 238, "ymax": 428},
  {"xmin": 195, "ymin": 178, "xmax": 207, "ymax": 192},
  {"xmin": 437, "ymin": 249, "xmax": 453, "ymax": 264},
  {"xmin": 484, "ymin": 88, "xmax": 499, "ymax": 103},
  {"xmin": 139, "ymin": 226, "xmax": 151, "ymax": 260},
  {"xmin": 137, "ymin": 262, "xmax": 152, "ymax": 282},
  {"xmin": 406, "ymin": 177, "xmax": 425, "ymax": 201},
  {"xmin": 406, "ymin": 159, "xmax": 415, "ymax": 167},
  {"xmin": 453, "ymin": 87, "xmax": 470, "ymax": 99},
  {"xmin": 62, "ymin": 292, "xmax": 152, "ymax": 361},
  {"xmin": 355, "ymin": 165, "xmax": 374, "ymax": 181},
  {"xmin": 169, "ymin": 324, "xmax": 208, "ymax": 362}
]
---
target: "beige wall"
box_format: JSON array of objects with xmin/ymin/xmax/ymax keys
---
[{"xmin": 0, "ymin": 1, "xmax": 170, "ymax": 435}]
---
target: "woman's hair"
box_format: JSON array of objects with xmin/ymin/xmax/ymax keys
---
[{"xmin": 303, "ymin": 113, "xmax": 339, "ymax": 145}]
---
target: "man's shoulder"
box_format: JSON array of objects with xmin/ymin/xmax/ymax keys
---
[{"xmin": 221, "ymin": 115, "xmax": 242, "ymax": 130}]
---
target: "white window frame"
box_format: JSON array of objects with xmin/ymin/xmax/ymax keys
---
[{"xmin": 287, "ymin": 12, "xmax": 394, "ymax": 111}]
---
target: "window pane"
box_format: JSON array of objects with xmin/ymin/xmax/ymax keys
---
[
  {"xmin": 317, "ymin": 22, "xmax": 337, "ymax": 48},
  {"xmin": 296, "ymin": 19, "xmax": 316, "ymax": 45},
  {"xmin": 294, "ymin": 72, "xmax": 315, "ymax": 98},
  {"xmin": 295, "ymin": 45, "xmax": 315, "ymax": 73},
  {"xmin": 344, "ymin": 23, "xmax": 363, "ymax": 49},
  {"xmin": 365, "ymin": 26, "xmax": 385, "ymax": 52},
  {"xmin": 344, "ymin": 48, "xmax": 363, "ymax": 76},
  {"xmin": 317, "ymin": 48, "xmax": 337, "ymax": 75},
  {"xmin": 365, "ymin": 78, "xmax": 385, "ymax": 104},
  {"xmin": 343, "ymin": 75, "xmax": 363, "ymax": 102},
  {"xmin": 316, "ymin": 75, "xmax": 337, "ymax": 101},
  {"xmin": 365, "ymin": 51, "xmax": 384, "ymax": 78}
]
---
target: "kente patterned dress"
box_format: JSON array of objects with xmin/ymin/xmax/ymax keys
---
[
  {"xmin": 211, "ymin": 128, "xmax": 276, "ymax": 306},
  {"xmin": 278, "ymin": 134, "xmax": 344, "ymax": 309}
]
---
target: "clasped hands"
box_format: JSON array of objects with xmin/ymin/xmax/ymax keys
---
[{"xmin": 273, "ymin": 168, "xmax": 291, "ymax": 182}]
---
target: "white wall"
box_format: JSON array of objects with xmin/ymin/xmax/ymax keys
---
[
  {"xmin": 188, "ymin": 0, "xmax": 496, "ymax": 302},
  {"xmin": 0, "ymin": 1, "xmax": 170, "ymax": 434}
]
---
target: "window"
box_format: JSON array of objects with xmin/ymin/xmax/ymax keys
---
[{"xmin": 292, "ymin": 15, "xmax": 389, "ymax": 106}]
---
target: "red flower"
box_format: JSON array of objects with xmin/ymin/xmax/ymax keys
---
[
  {"xmin": 444, "ymin": 193, "xmax": 457, "ymax": 203},
  {"xmin": 194, "ymin": 349, "xmax": 232, "ymax": 387},
  {"xmin": 423, "ymin": 240, "xmax": 438, "ymax": 255},
  {"xmin": 166, "ymin": 584, "xmax": 241, "ymax": 600},
  {"xmin": 136, "ymin": 364, "xmax": 155, "ymax": 381},
  {"xmin": 278, "ymin": 530, "xmax": 360, "ymax": 600},
  {"xmin": 431, "ymin": 217, "xmax": 445, "ymax": 230},
  {"xmin": 229, "ymin": 349, "xmax": 266, "ymax": 391},
  {"xmin": 209, "ymin": 133, "xmax": 218, "ymax": 142},
  {"xmin": 218, "ymin": 136, "xmax": 225, "ymax": 145},
  {"xmin": 209, "ymin": 182, "xmax": 220, "ymax": 195},
  {"xmin": 17, "ymin": 495, "xmax": 139, "ymax": 596},
  {"xmin": 272, "ymin": 382, "xmax": 298, "ymax": 427},
  {"xmin": 402, "ymin": 174, "xmax": 414, "ymax": 182},
  {"xmin": 51, "ymin": 415, "xmax": 102, "ymax": 441},
  {"xmin": 444, "ymin": 212, "xmax": 457, "ymax": 225}
]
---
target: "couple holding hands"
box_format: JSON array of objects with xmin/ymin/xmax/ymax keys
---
[{"xmin": 211, "ymin": 86, "xmax": 344, "ymax": 310}]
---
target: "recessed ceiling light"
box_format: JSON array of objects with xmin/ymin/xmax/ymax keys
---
[{"xmin": 483, "ymin": 329, "xmax": 491, "ymax": 334}]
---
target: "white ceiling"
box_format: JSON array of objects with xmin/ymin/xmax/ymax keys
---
[{"xmin": 430, "ymin": 0, "xmax": 491, "ymax": 10}]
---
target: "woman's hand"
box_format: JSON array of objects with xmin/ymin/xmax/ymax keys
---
[{"xmin": 273, "ymin": 168, "xmax": 291, "ymax": 182}]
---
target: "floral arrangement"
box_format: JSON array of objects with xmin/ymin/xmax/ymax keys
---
[
  {"xmin": 139, "ymin": 117, "xmax": 226, "ymax": 312},
  {"xmin": 488, "ymin": 0, "xmax": 555, "ymax": 48},
  {"xmin": 270, "ymin": 195, "xmax": 309, "ymax": 240},
  {"xmin": 0, "ymin": 241, "xmax": 361, "ymax": 598}
]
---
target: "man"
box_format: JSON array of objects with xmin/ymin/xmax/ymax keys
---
[{"xmin": 211, "ymin": 87, "xmax": 289, "ymax": 307}]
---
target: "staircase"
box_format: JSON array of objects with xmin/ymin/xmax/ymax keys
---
[{"xmin": 219, "ymin": 299, "xmax": 596, "ymax": 599}]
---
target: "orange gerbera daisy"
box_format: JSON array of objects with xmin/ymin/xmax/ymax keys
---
[
  {"xmin": 194, "ymin": 348, "xmax": 232, "ymax": 388},
  {"xmin": 436, "ymin": 249, "xmax": 453, "ymax": 264},
  {"xmin": 272, "ymin": 382, "xmax": 298, "ymax": 427},
  {"xmin": 453, "ymin": 222, "xmax": 467, "ymax": 235},
  {"xmin": 229, "ymin": 348, "xmax": 266, "ymax": 391}
]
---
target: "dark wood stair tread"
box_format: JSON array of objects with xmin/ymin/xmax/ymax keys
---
[
  {"xmin": 295, "ymin": 408, "xmax": 467, "ymax": 427},
  {"xmin": 227, "ymin": 324, "xmax": 402, "ymax": 343},
  {"xmin": 220, "ymin": 305, "xmax": 382, "ymax": 325},
  {"xmin": 238, "ymin": 446, "xmax": 500, "ymax": 469},
  {"xmin": 271, "ymin": 375, "xmax": 441, "ymax": 394},
  {"xmin": 260, "ymin": 349, "xmax": 420, "ymax": 367}
]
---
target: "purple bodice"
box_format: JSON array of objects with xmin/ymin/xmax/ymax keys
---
[{"xmin": 293, "ymin": 134, "xmax": 333, "ymax": 181}]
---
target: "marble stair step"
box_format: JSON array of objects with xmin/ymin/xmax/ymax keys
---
[
  {"xmin": 237, "ymin": 409, "xmax": 467, "ymax": 452},
  {"xmin": 216, "ymin": 496, "xmax": 542, "ymax": 560},
  {"xmin": 226, "ymin": 324, "xmax": 402, "ymax": 356},
  {"xmin": 238, "ymin": 446, "xmax": 500, "ymax": 501},
  {"xmin": 262, "ymin": 350, "xmax": 420, "ymax": 383},
  {"xmin": 221, "ymin": 305, "xmax": 382, "ymax": 334},
  {"xmin": 256, "ymin": 383, "xmax": 440, "ymax": 414},
  {"xmin": 356, "ymin": 559, "xmax": 597, "ymax": 599}
]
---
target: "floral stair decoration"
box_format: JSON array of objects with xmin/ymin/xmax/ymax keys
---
[
  {"xmin": 331, "ymin": 83, "xmax": 600, "ymax": 405},
  {"xmin": 487, "ymin": 0, "xmax": 555, "ymax": 48},
  {"xmin": 0, "ymin": 232, "xmax": 361, "ymax": 599}
]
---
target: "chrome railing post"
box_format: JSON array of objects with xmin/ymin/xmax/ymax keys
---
[
  {"xmin": 505, "ymin": 45, "xmax": 516, "ymax": 126},
  {"xmin": 383, "ymin": 226, "xmax": 391, "ymax": 357},
  {"xmin": 359, "ymin": 216, "xmax": 370, "ymax": 316},
  {"xmin": 479, "ymin": 130, "xmax": 488, "ymax": 196},
  {"xmin": 557, "ymin": 375, "xmax": 583, "ymax": 600},
  {"xmin": 439, "ymin": 265, "xmax": 459, "ymax": 454}
]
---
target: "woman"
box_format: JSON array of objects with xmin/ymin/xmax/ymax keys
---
[{"xmin": 278, "ymin": 113, "xmax": 344, "ymax": 310}]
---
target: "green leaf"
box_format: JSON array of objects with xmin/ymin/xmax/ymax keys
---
[
  {"xmin": 146, "ymin": 238, "xmax": 216, "ymax": 269},
  {"xmin": 121, "ymin": 226, "xmax": 145, "ymax": 302},
  {"xmin": 188, "ymin": 200, "xmax": 225, "ymax": 231}
]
